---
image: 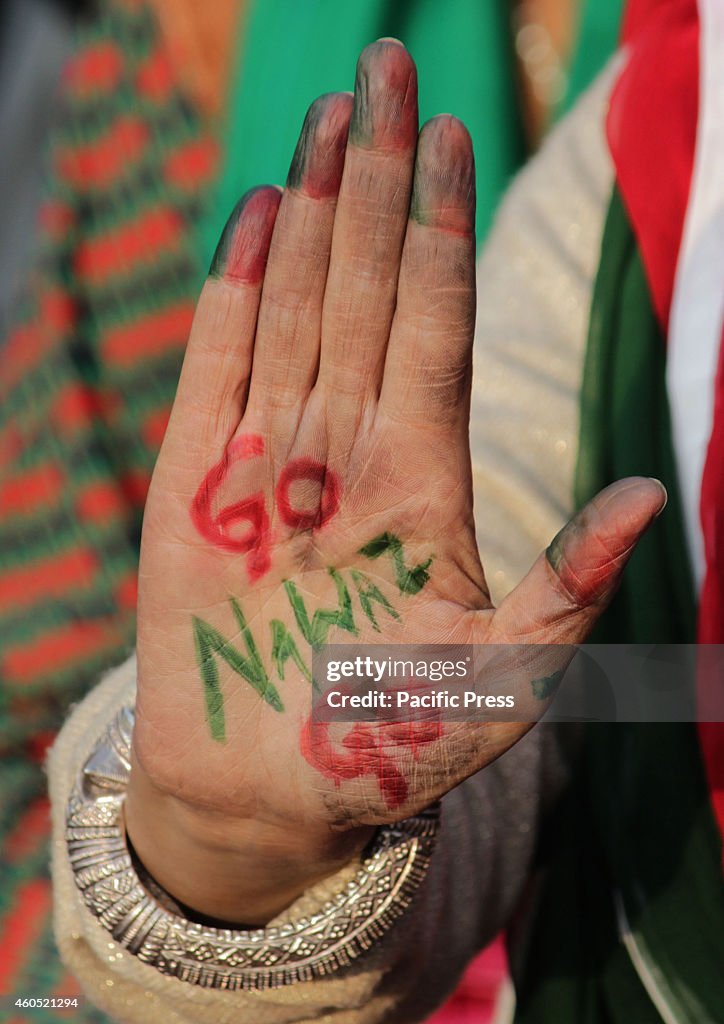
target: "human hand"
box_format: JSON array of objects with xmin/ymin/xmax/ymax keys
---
[{"xmin": 125, "ymin": 40, "xmax": 665, "ymax": 923}]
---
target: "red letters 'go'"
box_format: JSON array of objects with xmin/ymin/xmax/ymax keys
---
[{"xmin": 191, "ymin": 434, "xmax": 340, "ymax": 581}]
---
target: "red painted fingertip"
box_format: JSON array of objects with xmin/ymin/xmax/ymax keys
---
[
  {"xmin": 410, "ymin": 115, "xmax": 475, "ymax": 234},
  {"xmin": 287, "ymin": 93, "xmax": 353, "ymax": 200},
  {"xmin": 349, "ymin": 40, "xmax": 418, "ymax": 150},
  {"xmin": 209, "ymin": 186, "xmax": 282, "ymax": 285}
]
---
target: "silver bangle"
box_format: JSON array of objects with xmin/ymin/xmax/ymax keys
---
[{"xmin": 66, "ymin": 705, "xmax": 439, "ymax": 990}]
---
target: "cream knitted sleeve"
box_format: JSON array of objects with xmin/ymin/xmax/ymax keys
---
[{"xmin": 48, "ymin": 62, "xmax": 616, "ymax": 1024}]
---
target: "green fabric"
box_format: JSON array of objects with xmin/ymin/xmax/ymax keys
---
[
  {"xmin": 560, "ymin": 0, "xmax": 624, "ymax": 115},
  {"xmin": 514, "ymin": 190, "xmax": 724, "ymax": 1023},
  {"xmin": 201, "ymin": 0, "xmax": 526, "ymax": 261},
  {"xmin": 574, "ymin": 188, "xmax": 695, "ymax": 643},
  {"xmin": 205, "ymin": 0, "xmax": 624, "ymax": 266}
]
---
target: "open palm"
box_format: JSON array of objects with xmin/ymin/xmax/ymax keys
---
[{"xmin": 133, "ymin": 42, "xmax": 664, "ymax": 855}]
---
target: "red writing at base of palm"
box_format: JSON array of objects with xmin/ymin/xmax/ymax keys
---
[{"xmin": 301, "ymin": 710, "xmax": 442, "ymax": 810}]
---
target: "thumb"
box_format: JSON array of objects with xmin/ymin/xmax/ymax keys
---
[{"xmin": 489, "ymin": 476, "xmax": 667, "ymax": 645}]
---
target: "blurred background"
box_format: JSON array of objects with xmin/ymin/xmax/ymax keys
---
[{"xmin": 0, "ymin": 2, "xmax": 623, "ymax": 1021}]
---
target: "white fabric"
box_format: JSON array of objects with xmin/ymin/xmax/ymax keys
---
[
  {"xmin": 470, "ymin": 56, "xmax": 617, "ymax": 604},
  {"xmin": 666, "ymin": 0, "xmax": 724, "ymax": 590}
]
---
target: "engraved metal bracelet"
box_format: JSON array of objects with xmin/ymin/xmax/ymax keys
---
[{"xmin": 66, "ymin": 705, "xmax": 439, "ymax": 991}]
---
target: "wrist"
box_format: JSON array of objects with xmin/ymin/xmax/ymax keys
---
[
  {"xmin": 124, "ymin": 749, "xmax": 374, "ymax": 925},
  {"xmin": 66, "ymin": 704, "xmax": 440, "ymax": 989}
]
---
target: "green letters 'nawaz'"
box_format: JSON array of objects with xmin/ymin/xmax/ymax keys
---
[
  {"xmin": 193, "ymin": 535, "xmax": 433, "ymax": 741},
  {"xmin": 358, "ymin": 532, "xmax": 432, "ymax": 595},
  {"xmin": 193, "ymin": 597, "xmax": 283, "ymax": 741},
  {"xmin": 271, "ymin": 619, "xmax": 313, "ymax": 685},
  {"xmin": 284, "ymin": 568, "xmax": 358, "ymax": 649},
  {"xmin": 350, "ymin": 569, "xmax": 400, "ymax": 631}
]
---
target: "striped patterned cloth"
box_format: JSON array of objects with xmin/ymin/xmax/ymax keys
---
[{"xmin": 0, "ymin": 2, "xmax": 218, "ymax": 1015}]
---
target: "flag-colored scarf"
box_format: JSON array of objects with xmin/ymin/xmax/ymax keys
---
[
  {"xmin": 607, "ymin": 0, "xmax": 724, "ymax": 859},
  {"xmin": 515, "ymin": 2, "xmax": 724, "ymax": 1021}
]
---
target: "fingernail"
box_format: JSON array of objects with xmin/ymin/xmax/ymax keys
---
[
  {"xmin": 647, "ymin": 478, "xmax": 668, "ymax": 516},
  {"xmin": 545, "ymin": 509, "xmax": 615, "ymax": 607},
  {"xmin": 546, "ymin": 479, "xmax": 665, "ymax": 606},
  {"xmin": 209, "ymin": 186, "xmax": 281, "ymax": 284},
  {"xmin": 410, "ymin": 115, "xmax": 476, "ymax": 232},
  {"xmin": 545, "ymin": 520, "xmax": 577, "ymax": 578},
  {"xmin": 349, "ymin": 40, "xmax": 417, "ymax": 149},
  {"xmin": 287, "ymin": 93, "xmax": 352, "ymax": 199}
]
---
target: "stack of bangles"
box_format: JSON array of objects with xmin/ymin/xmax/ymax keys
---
[{"xmin": 66, "ymin": 705, "xmax": 440, "ymax": 990}]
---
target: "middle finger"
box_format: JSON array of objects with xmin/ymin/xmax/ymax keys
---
[{"xmin": 316, "ymin": 40, "xmax": 418, "ymax": 431}]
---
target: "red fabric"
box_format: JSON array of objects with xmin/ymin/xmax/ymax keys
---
[
  {"xmin": 621, "ymin": 0, "xmax": 680, "ymax": 41},
  {"xmin": 426, "ymin": 938, "xmax": 507, "ymax": 1024},
  {"xmin": 611, "ymin": 0, "xmax": 724, "ymax": 864},
  {"xmin": 698, "ymin": 324, "xmax": 724, "ymax": 860},
  {"xmin": 606, "ymin": 0, "xmax": 698, "ymax": 329}
]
